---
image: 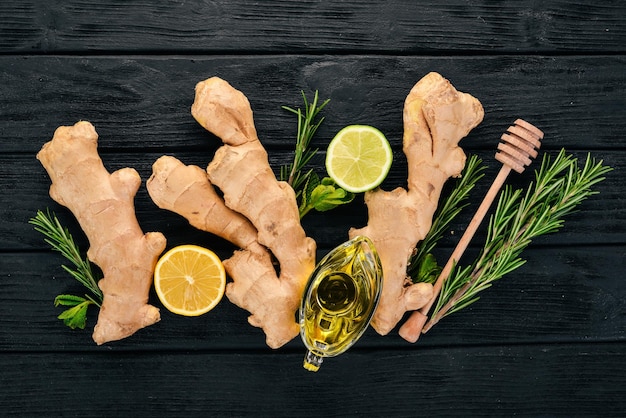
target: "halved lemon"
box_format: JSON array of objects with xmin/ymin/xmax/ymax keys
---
[
  {"xmin": 154, "ymin": 245, "xmax": 226, "ymax": 316},
  {"xmin": 325, "ymin": 125, "xmax": 393, "ymax": 193}
]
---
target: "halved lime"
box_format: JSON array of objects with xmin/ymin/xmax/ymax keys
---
[{"xmin": 325, "ymin": 125, "xmax": 393, "ymax": 193}]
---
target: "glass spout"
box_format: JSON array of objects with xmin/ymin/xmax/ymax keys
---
[
  {"xmin": 299, "ymin": 236, "xmax": 383, "ymax": 372},
  {"xmin": 303, "ymin": 350, "xmax": 323, "ymax": 372}
]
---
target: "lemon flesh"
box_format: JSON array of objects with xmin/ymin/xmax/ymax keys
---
[
  {"xmin": 154, "ymin": 244, "xmax": 226, "ymax": 316},
  {"xmin": 325, "ymin": 125, "xmax": 393, "ymax": 193}
]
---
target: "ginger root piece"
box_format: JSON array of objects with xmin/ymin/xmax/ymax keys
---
[
  {"xmin": 147, "ymin": 155, "xmax": 259, "ymax": 251},
  {"xmin": 148, "ymin": 77, "xmax": 316, "ymax": 348},
  {"xmin": 37, "ymin": 121, "xmax": 167, "ymax": 344},
  {"xmin": 193, "ymin": 77, "xmax": 316, "ymax": 285},
  {"xmin": 349, "ymin": 72, "xmax": 484, "ymax": 335}
]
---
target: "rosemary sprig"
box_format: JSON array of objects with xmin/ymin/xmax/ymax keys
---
[
  {"xmin": 29, "ymin": 209, "xmax": 103, "ymax": 329},
  {"xmin": 280, "ymin": 90, "xmax": 330, "ymax": 194},
  {"xmin": 425, "ymin": 149, "xmax": 612, "ymax": 331},
  {"xmin": 408, "ymin": 154, "xmax": 487, "ymax": 283},
  {"xmin": 281, "ymin": 91, "xmax": 354, "ymax": 218}
]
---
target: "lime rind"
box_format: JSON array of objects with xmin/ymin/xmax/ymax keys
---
[{"xmin": 326, "ymin": 125, "xmax": 392, "ymax": 193}]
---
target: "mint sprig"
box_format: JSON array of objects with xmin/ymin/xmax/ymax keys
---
[{"xmin": 299, "ymin": 173, "xmax": 354, "ymax": 218}]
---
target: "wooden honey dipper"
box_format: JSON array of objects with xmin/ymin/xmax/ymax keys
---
[{"xmin": 398, "ymin": 119, "xmax": 544, "ymax": 343}]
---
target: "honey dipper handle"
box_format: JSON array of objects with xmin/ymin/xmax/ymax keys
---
[
  {"xmin": 398, "ymin": 166, "xmax": 512, "ymax": 343},
  {"xmin": 398, "ymin": 119, "xmax": 544, "ymax": 343},
  {"xmin": 430, "ymin": 166, "xmax": 511, "ymax": 301}
]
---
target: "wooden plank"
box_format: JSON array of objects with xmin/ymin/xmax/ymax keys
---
[
  {"xmin": 1, "ymin": 343, "xmax": 624, "ymax": 416},
  {"xmin": 0, "ymin": 1, "xmax": 624, "ymax": 53},
  {"xmin": 1, "ymin": 55, "xmax": 624, "ymax": 154},
  {"xmin": 1, "ymin": 246, "xmax": 623, "ymax": 351}
]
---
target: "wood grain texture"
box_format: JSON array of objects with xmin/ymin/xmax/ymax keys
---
[
  {"xmin": 1, "ymin": 0, "xmax": 625, "ymax": 53},
  {"xmin": 1, "ymin": 56, "xmax": 625, "ymax": 154},
  {"xmin": 1, "ymin": 344, "xmax": 624, "ymax": 416}
]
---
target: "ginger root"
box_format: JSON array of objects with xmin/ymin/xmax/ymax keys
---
[
  {"xmin": 147, "ymin": 77, "xmax": 316, "ymax": 348},
  {"xmin": 37, "ymin": 121, "xmax": 167, "ymax": 344},
  {"xmin": 349, "ymin": 72, "xmax": 484, "ymax": 335},
  {"xmin": 148, "ymin": 156, "xmax": 259, "ymax": 251}
]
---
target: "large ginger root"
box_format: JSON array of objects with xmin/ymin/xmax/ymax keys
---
[
  {"xmin": 147, "ymin": 77, "xmax": 316, "ymax": 348},
  {"xmin": 350, "ymin": 72, "xmax": 484, "ymax": 335},
  {"xmin": 193, "ymin": 78, "xmax": 316, "ymax": 284},
  {"xmin": 37, "ymin": 121, "xmax": 167, "ymax": 344}
]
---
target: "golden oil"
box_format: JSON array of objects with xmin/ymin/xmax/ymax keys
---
[{"xmin": 299, "ymin": 235, "xmax": 383, "ymax": 372}]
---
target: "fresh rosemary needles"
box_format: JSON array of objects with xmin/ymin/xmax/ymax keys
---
[
  {"xmin": 424, "ymin": 149, "xmax": 612, "ymax": 332},
  {"xmin": 30, "ymin": 209, "xmax": 103, "ymax": 329},
  {"xmin": 280, "ymin": 90, "xmax": 354, "ymax": 218}
]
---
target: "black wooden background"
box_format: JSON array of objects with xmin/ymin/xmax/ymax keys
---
[{"xmin": 1, "ymin": 1, "xmax": 625, "ymax": 416}]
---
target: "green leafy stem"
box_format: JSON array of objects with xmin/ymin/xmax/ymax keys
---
[
  {"xmin": 29, "ymin": 209, "xmax": 103, "ymax": 330},
  {"xmin": 408, "ymin": 154, "xmax": 487, "ymax": 283},
  {"xmin": 280, "ymin": 91, "xmax": 354, "ymax": 218}
]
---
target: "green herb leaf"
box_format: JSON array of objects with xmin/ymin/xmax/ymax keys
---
[
  {"xmin": 54, "ymin": 294, "xmax": 89, "ymax": 307},
  {"xmin": 54, "ymin": 295, "xmax": 95, "ymax": 330},
  {"xmin": 30, "ymin": 209, "xmax": 104, "ymax": 330},
  {"xmin": 299, "ymin": 176, "xmax": 354, "ymax": 218},
  {"xmin": 29, "ymin": 209, "xmax": 103, "ymax": 305},
  {"xmin": 299, "ymin": 171, "xmax": 321, "ymax": 216},
  {"xmin": 415, "ymin": 253, "xmax": 442, "ymax": 284}
]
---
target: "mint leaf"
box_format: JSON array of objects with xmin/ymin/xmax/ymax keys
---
[
  {"xmin": 300, "ymin": 176, "xmax": 354, "ymax": 218},
  {"xmin": 54, "ymin": 294, "xmax": 88, "ymax": 307},
  {"xmin": 54, "ymin": 295, "xmax": 95, "ymax": 330},
  {"xmin": 414, "ymin": 253, "xmax": 442, "ymax": 284},
  {"xmin": 310, "ymin": 183, "xmax": 354, "ymax": 211}
]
